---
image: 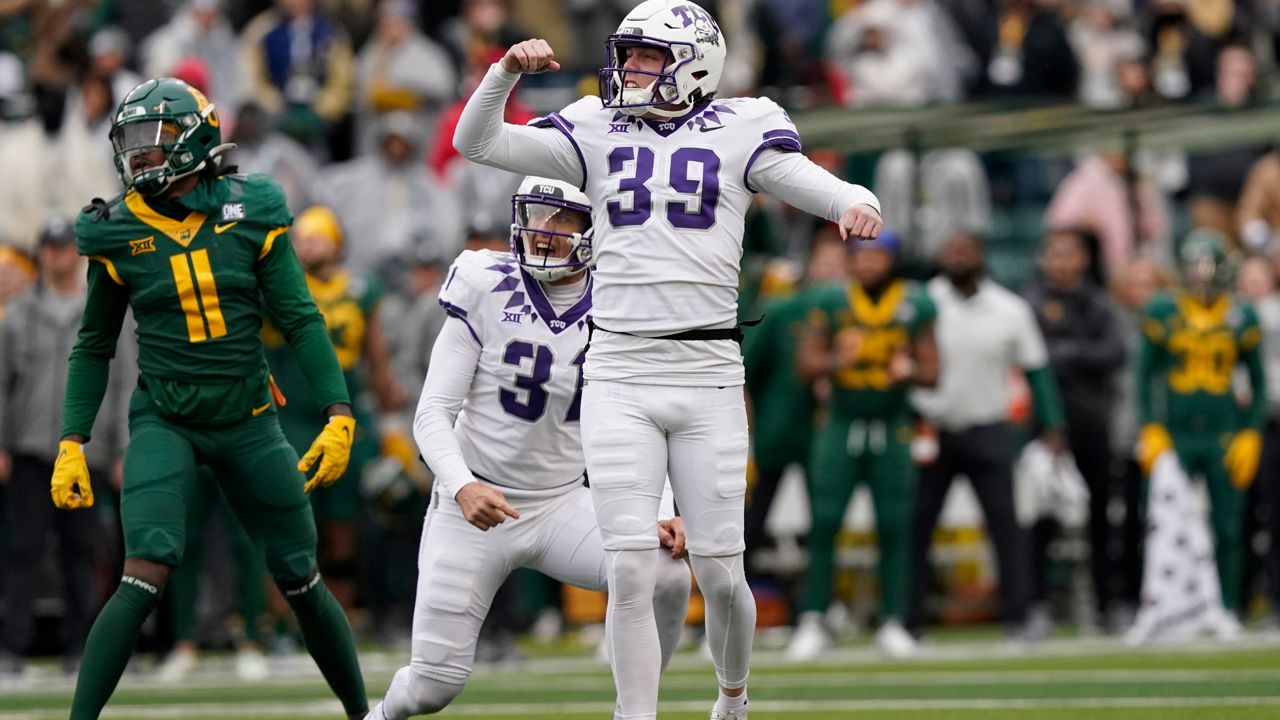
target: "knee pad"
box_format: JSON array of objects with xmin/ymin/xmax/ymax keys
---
[
  {"xmin": 689, "ymin": 553, "xmax": 747, "ymax": 608},
  {"xmin": 606, "ymin": 549, "xmax": 659, "ymax": 611},
  {"xmin": 385, "ymin": 665, "xmax": 466, "ymax": 717},
  {"xmin": 277, "ymin": 568, "xmax": 324, "ymax": 604}
]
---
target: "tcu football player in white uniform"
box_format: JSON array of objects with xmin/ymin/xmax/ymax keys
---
[
  {"xmin": 367, "ymin": 177, "xmax": 691, "ymax": 720},
  {"xmin": 453, "ymin": 2, "xmax": 883, "ymax": 718}
]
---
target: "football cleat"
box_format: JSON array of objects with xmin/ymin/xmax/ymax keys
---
[
  {"xmin": 875, "ymin": 620, "xmax": 918, "ymax": 658},
  {"xmin": 785, "ymin": 612, "xmax": 831, "ymax": 662}
]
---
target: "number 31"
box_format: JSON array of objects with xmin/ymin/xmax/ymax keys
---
[{"xmin": 607, "ymin": 146, "xmax": 721, "ymax": 230}]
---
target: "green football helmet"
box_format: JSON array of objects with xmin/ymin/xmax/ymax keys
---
[
  {"xmin": 1180, "ymin": 228, "xmax": 1232, "ymax": 302},
  {"xmin": 109, "ymin": 78, "xmax": 230, "ymax": 196}
]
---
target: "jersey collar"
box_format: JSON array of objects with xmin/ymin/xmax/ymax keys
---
[
  {"xmin": 125, "ymin": 191, "xmax": 207, "ymax": 248},
  {"xmin": 521, "ymin": 269, "xmax": 592, "ymax": 334},
  {"xmin": 640, "ymin": 98, "xmax": 714, "ymax": 137}
]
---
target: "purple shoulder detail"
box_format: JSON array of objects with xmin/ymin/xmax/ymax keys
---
[
  {"xmin": 743, "ymin": 130, "xmax": 805, "ymax": 194},
  {"xmin": 439, "ymin": 300, "xmax": 481, "ymax": 343},
  {"xmin": 491, "ymin": 275, "xmax": 520, "ymax": 293}
]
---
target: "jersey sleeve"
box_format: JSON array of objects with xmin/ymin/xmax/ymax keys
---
[
  {"xmin": 734, "ymin": 97, "xmax": 803, "ymax": 193},
  {"xmin": 525, "ymin": 96, "xmax": 597, "ymax": 191},
  {"xmin": 437, "ymin": 250, "xmax": 492, "ymax": 345},
  {"xmin": 240, "ymin": 173, "xmax": 294, "ymax": 233}
]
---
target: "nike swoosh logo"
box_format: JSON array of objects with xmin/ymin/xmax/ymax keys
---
[
  {"xmin": 215, "ymin": 222, "xmax": 238, "ymax": 234},
  {"xmin": 252, "ymin": 403, "xmax": 272, "ymax": 416},
  {"xmin": 699, "ymin": 125, "xmax": 726, "ymax": 133}
]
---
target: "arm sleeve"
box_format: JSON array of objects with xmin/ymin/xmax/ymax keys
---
[
  {"xmin": 748, "ymin": 149, "xmax": 880, "ymax": 222},
  {"xmin": 1025, "ymin": 366, "xmax": 1066, "ymax": 430},
  {"xmin": 412, "ymin": 316, "xmax": 481, "ymax": 499},
  {"xmin": 452, "ymin": 63, "xmax": 584, "ymax": 187},
  {"xmin": 256, "ymin": 231, "xmax": 350, "ymax": 409},
  {"xmin": 61, "ymin": 262, "xmax": 130, "ymax": 440}
]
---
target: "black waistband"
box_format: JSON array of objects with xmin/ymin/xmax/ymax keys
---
[{"xmin": 588, "ymin": 315, "xmax": 763, "ymax": 344}]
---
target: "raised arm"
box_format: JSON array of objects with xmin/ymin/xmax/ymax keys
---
[
  {"xmin": 452, "ymin": 40, "xmax": 583, "ymax": 186},
  {"xmin": 748, "ymin": 150, "xmax": 883, "ymax": 241}
]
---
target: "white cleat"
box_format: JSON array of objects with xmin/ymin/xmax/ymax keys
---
[
  {"xmin": 235, "ymin": 646, "xmax": 270, "ymax": 681},
  {"xmin": 1203, "ymin": 609, "xmax": 1243, "ymax": 642},
  {"xmin": 875, "ymin": 620, "xmax": 918, "ymax": 658},
  {"xmin": 785, "ymin": 612, "xmax": 831, "ymax": 662},
  {"xmin": 155, "ymin": 646, "xmax": 198, "ymax": 683}
]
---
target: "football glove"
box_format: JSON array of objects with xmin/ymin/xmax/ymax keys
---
[
  {"xmin": 299, "ymin": 415, "xmax": 356, "ymax": 493},
  {"xmin": 381, "ymin": 429, "xmax": 430, "ymax": 487},
  {"xmin": 51, "ymin": 440, "xmax": 94, "ymax": 509},
  {"xmin": 1224, "ymin": 429, "xmax": 1262, "ymax": 490},
  {"xmin": 1136, "ymin": 423, "xmax": 1173, "ymax": 476}
]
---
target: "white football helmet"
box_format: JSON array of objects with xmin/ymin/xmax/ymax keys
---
[
  {"xmin": 598, "ymin": 0, "xmax": 727, "ymax": 118},
  {"xmin": 510, "ymin": 176, "xmax": 594, "ymax": 282}
]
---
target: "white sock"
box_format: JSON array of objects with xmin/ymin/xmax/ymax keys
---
[
  {"xmin": 691, "ymin": 553, "xmax": 756, "ymax": 689},
  {"xmin": 714, "ymin": 689, "xmax": 748, "ymax": 712}
]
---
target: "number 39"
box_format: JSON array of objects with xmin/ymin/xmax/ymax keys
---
[{"xmin": 607, "ymin": 146, "xmax": 721, "ymax": 230}]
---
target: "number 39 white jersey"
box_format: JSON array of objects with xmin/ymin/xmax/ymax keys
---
[
  {"xmin": 437, "ymin": 249, "xmax": 592, "ymax": 496},
  {"xmin": 530, "ymin": 96, "xmax": 802, "ymax": 387}
]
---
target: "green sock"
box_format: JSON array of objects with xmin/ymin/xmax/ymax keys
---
[
  {"xmin": 168, "ymin": 550, "xmax": 201, "ymax": 644},
  {"xmin": 284, "ymin": 575, "xmax": 367, "ymax": 715},
  {"xmin": 70, "ymin": 576, "xmax": 162, "ymax": 720}
]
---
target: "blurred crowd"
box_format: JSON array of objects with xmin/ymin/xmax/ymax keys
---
[{"xmin": 4, "ymin": 0, "xmax": 1280, "ymax": 679}]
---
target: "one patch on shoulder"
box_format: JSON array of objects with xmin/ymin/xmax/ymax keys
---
[{"xmin": 221, "ymin": 203, "xmax": 245, "ymax": 221}]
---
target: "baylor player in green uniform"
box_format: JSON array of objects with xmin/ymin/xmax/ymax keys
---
[
  {"xmin": 789, "ymin": 230, "xmax": 939, "ymax": 660},
  {"xmin": 1135, "ymin": 232, "xmax": 1266, "ymax": 614},
  {"xmin": 264, "ymin": 204, "xmax": 407, "ymax": 613},
  {"xmin": 49, "ymin": 78, "xmax": 367, "ymax": 719}
]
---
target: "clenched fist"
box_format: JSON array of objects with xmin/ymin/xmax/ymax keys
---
[
  {"xmin": 840, "ymin": 203, "xmax": 883, "ymax": 242},
  {"xmin": 500, "ymin": 39, "xmax": 561, "ymax": 74}
]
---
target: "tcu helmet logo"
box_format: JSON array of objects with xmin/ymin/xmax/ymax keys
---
[
  {"xmin": 537, "ymin": 184, "xmax": 563, "ymax": 197},
  {"xmin": 671, "ymin": 4, "xmax": 721, "ymax": 47}
]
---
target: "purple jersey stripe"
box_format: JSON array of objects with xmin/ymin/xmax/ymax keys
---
[
  {"xmin": 762, "ymin": 128, "xmax": 802, "ymax": 144},
  {"xmin": 438, "ymin": 300, "xmax": 481, "ymax": 344},
  {"xmin": 546, "ymin": 113, "xmax": 588, "ymax": 192},
  {"xmin": 742, "ymin": 136, "xmax": 804, "ymax": 194}
]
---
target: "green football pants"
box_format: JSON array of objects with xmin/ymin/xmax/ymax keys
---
[
  {"xmin": 803, "ymin": 415, "xmax": 916, "ymax": 620},
  {"xmin": 1172, "ymin": 431, "xmax": 1246, "ymax": 611}
]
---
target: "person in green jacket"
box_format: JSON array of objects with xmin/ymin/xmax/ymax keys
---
[
  {"xmin": 789, "ymin": 229, "xmax": 939, "ymax": 660},
  {"xmin": 742, "ymin": 231, "xmax": 847, "ymax": 583},
  {"xmin": 49, "ymin": 77, "xmax": 367, "ymax": 719},
  {"xmin": 1135, "ymin": 231, "xmax": 1266, "ymax": 615}
]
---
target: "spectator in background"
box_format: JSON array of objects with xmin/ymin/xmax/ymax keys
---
[
  {"xmin": 827, "ymin": 0, "xmax": 976, "ymax": 108},
  {"xmin": 440, "ymin": 0, "xmax": 526, "ymax": 73},
  {"xmin": 226, "ymin": 101, "xmax": 323, "ymax": 213},
  {"xmin": 354, "ymin": 0, "xmax": 456, "ymax": 156},
  {"xmin": 976, "ymin": 0, "xmax": 1078, "ymax": 99},
  {"xmin": 1068, "ymin": 0, "xmax": 1146, "ymax": 109},
  {"xmin": 49, "ymin": 72, "xmax": 119, "ymax": 220},
  {"xmin": 742, "ymin": 231, "xmax": 848, "ymax": 588},
  {"xmin": 1236, "ymin": 144, "xmax": 1280, "ymax": 254},
  {"xmin": 241, "ymin": 0, "xmax": 355, "ymax": 156},
  {"xmin": 874, "ymin": 148, "xmax": 992, "ymax": 264},
  {"xmin": 0, "ymin": 220, "xmax": 132, "ymax": 676},
  {"xmin": 1023, "ymin": 228, "xmax": 1129, "ymax": 627},
  {"xmin": 87, "ymin": 27, "xmax": 142, "ymax": 110},
  {"xmin": 1108, "ymin": 257, "xmax": 1167, "ymax": 626},
  {"xmin": 1235, "ymin": 257, "xmax": 1280, "ymax": 622},
  {"xmin": 382, "ymin": 242, "xmax": 451, "ymax": 418},
  {"xmin": 1185, "ymin": 43, "xmax": 1267, "ymax": 246},
  {"xmin": 430, "ymin": 47, "xmax": 535, "ymax": 180},
  {"xmin": 1044, "ymin": 152, "xmax": 1172, "ymax": 280},
  {"xmin": 0, "ymin": 246, "xmax": 36, "ymax": 325},
  {"xmin": 323, "ymin": 110, "xmax": 461, "ymax": 277},
  {"xmin": 141, "ymin": 0, "xmax": 244, "ymax": 109},
  {"xmin": 909, "ymin": 231, "xmax": 1067, "ymax": 641}
]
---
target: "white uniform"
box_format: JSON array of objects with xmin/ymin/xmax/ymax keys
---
[
  {"xmin": 453, "ymin": 63, "xmax": 880, "ymax": 558},
  {"xmin": 386, "ymin": 250, "xmax": 685, "ymax": 709}
]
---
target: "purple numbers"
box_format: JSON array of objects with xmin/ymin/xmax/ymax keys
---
[
  {"xmin": 667, "ymin": 147, "xmax": 720, "ymax": 230},
  {"xmin": 607, "ymin": 145, "xmax": 721, "ymax": 230},
  {"xmin": 500, "ymin": 340, "xmax": 553, "ymax": 422},
  {"xmin": 607, "ymin": 146, "xmax": 654, "ymax": 228},
  {"xmin": 564, "ymin": 348, "xmax": 586, "ymax": 423}
]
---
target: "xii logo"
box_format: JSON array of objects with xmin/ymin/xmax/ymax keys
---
[
  {"xmin": 130, "ymin": 236, "xmax": 155, "ymax": 255},
  {"xmin": 502, "ymin": 311, "xmax": 523, "ymax": 324},
  {"xmin": 609, "ymin": 122, "xmax": 630, "ymax": 134}
]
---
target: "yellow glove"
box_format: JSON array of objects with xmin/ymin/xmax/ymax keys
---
[
  {"xmin": 1224, "ymin": 429, "xmax": 1263, "ymax": 490},
  {"xmin": 50, "ymin": 440, "xmax": 94, "ymax": 509},
  {"xmin": 1136, "ymin": 423, "xmax": 1173, "ymax": 476},
  {"xmin": 382, "ymin": 429, "xmax": 429, "ymax": 486},
  {"xmin": 298, "ymin": 415, "xmax": 356, "ymax": 493}
]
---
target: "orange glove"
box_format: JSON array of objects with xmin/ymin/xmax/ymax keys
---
[
  {"xmin": 1223, "ymin": 429, "xmax": 1262, "ymax": 490},
  {"xmin": 1136, "ymin": 423, "xmax": 1173, "ymax": 476}
]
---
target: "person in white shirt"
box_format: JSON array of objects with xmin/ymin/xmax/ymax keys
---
[
  {"xmin": 450, "ymin": 2, "xmax": 883, "ymax": 718},
  {"xmin": 367, "ymin": 178, "xmax": 690, "ymax": 720},
  {"xmin": 909, "ymin": 231, "xmax": 1067, "ymax": 642}
]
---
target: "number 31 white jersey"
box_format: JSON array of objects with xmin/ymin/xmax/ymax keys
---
[
  {"xmin": 437, "ymin": 249, "xmax": 592, "ymax": 496},
  {"xmin": 530, "ymin": 96, "xmax": 801, "ymax": 387}
]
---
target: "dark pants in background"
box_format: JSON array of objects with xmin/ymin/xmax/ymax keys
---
[
  {"xmin": 2, "ymin": 454, "xmax": 101, "ymax": 658},
  {"xmin": 908, "ymin": 423, "xmax": 1031, "ymax": 632}
]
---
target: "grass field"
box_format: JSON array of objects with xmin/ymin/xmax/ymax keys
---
[{"xmin": 3, "ymin": 633, "xmax": 1280, "ymax": 719}]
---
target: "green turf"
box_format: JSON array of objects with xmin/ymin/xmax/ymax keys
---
[{"xmin": 2, "ymin": 640, "xmax": 1279, "ymax": 719}]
